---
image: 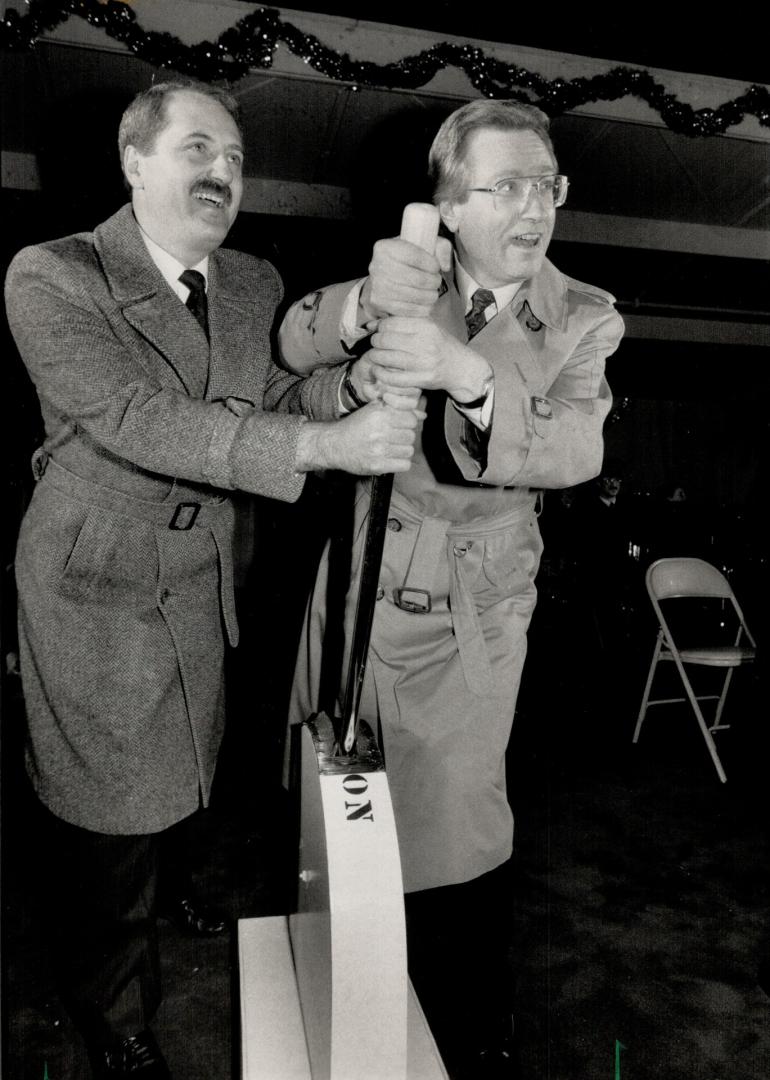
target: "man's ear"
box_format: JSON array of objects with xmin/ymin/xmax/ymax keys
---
[
  {"xmin": 123, "ymin": 145, "xmax": 144, "ymax": 190},
  {"xmin": 439, "ymin": 199, "xmax": 459, "ymax": 235}
]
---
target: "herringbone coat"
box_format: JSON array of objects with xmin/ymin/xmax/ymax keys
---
[{"xmin": 5, "ymin": 203, "xmax": 313, "ymax": 833}]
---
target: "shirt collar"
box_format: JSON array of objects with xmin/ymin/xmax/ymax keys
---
[
  {"xmin": 448, "ymin": 256, "xmax": 569, "ymax": 333},
  {"xmin": 454, "ymin": 259, "xmax": 521, "ymax": 315},
  {"xmin": 137, "ymin": 224, "xmax": 209, "ymax": 301}
]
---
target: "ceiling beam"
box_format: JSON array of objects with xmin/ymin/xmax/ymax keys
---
[
  {"xmin": 242, "ymin": 176, "xmax": 351, "ymax": 219},
  {"xmin": 553, "ymin": 210, "xmax": 769, "ymax": 260},
  {"xmin": 3, "ymin": 155, "xmax": 766, "ymax": 262},
  {"xmin": 21, "ymin": 0, "xmax": 770, "ymax": 142},
  {"xmin": 621, "ymin": 314, "xmax": 770, "ymax": 347}
]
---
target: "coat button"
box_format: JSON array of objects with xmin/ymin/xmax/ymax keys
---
[
  {"xmin": 376, "ymin": 586, "xmax": 385, "ymax": 600},
  {"xmin": 453, "ymin": 543, "xmax": 467, "ymax": 557},
  {"xmin": 159, "ymin": 588, "xmax": 171, "ymax": 604},
  {"xmin": 387, "ymin": 517, "xmax": 402, "ymax": 532}
]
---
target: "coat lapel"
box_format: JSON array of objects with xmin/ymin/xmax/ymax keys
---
[
  {"xmin": 95, "ymin": 205, "xmax": 210, "ymax": 397},
  {"xmin": 433, "ymin": 275, "xmax": 467, "ymax": 341},
  {"xmin": 205, "ymin": 253, "xmax": 281, "ymax": 406},
  {"xmin": 438, "ymin": 258, "xmax": 572, "ymax": 398},
  {"xmin": 434, "ymin": 274, "xmax": 545, "ymax": 393},
  {"xmin": 123, "ymin": 295, "xmax": 210, "ymax": 398},
  {"xmin": 205, "ymin": 256, "xmax": 258, "ymax": 405},
  {"xmin": 483, "ymin": 303, "xmax": 545, "ymax": 392}
]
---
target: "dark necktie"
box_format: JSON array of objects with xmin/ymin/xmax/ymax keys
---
[
  {"xmin": 179, "ymin": 269, "xmax": 209, "ymax": 340},
  {"xmin": 465, "ymin": 287, "xmax": 496, "ymax": 340}
]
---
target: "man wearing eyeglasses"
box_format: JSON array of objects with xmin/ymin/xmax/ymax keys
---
[{"xmin": 271, "ymin": 98, "xmax": 624, "ymax": 1077}]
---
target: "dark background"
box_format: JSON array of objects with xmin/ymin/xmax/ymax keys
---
[
  {"xmin": 2, "ymin": 5, "xmax": 769, "ymax": 749},
  {"xmin": 2, "ymin": 9, "xmax": 769, "ymax": 1079}
]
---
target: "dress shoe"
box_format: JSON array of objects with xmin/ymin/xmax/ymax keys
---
[
  {"xmin": 89, "ymin": 1028, "xmax": 171, "ymax": 1078},
  {"xmin": 157, "ymin": 896, "xmax": 228, "ymax": 937}
]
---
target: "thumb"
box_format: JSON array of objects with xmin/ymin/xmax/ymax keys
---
[{"xmin": 435, "ymin": 236, "xmax": 454, "ymax": 275}]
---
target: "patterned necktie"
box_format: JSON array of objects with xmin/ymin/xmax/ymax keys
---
[
  {"xmin": 179, "ymin": 269, "xmax": 209, "ymax": 340},
  {"xmin": 465, "ymin": 287, "xmax": 496, "ymax": 340}
]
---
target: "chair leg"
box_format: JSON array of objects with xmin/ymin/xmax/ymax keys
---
[
  {"xmin": 674, "ymin": 658, "xmax": 727, "ymax": 783},
  {"xmin": 633, "ymin": 634, "xmax": 663, "ymax": 743},
  {"xmin": 711, "ymin": 668, "xmax": 735, "ymax": 731}
]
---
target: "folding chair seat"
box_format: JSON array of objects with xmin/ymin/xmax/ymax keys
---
[{"xmin": 633, "ymin": 557, "xmax": 757, "ymax": 782}]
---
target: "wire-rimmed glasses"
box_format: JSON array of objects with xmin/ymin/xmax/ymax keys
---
[{"xmin": 467, "ymin": 174, "xmax": 569, "ymax": 211}]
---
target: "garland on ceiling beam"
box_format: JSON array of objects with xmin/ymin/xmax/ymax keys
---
[{"xmin": 3, "ymin": 0, "xmax": 769, "ymax": 137}]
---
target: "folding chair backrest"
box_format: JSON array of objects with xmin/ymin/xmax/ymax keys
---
[
  {"xmin": 647, "ymin": 558, "xmax": 733, "ymax": 602},
  {"xmin": 645, "ymin": 557, "xmax": 756, "ymax": 651}
]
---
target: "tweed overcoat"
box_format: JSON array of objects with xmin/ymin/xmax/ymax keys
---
[
  {"xmin": 268, "ymin": 259, "xmax": 625, "ymax": 892},
  {"xmin": 5, "ymin": 203, "xmax": 312, "ymax": 834}
]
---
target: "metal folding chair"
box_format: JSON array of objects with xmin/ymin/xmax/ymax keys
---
[{"xmin": 633, "ymin": 557, "xmax": 757, "ymax": 782}]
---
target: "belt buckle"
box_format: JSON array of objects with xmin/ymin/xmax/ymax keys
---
[
  {"xmin": 394, "ymin": 587, "xmax": 432, "ymax": 614},
  {"xmin": 169, "ymin": 502, "xmax": 201, "ymax": 530}
]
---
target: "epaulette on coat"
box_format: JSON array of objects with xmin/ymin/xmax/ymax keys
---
[{"xmin": 562, "ymin": 274, "xmax": 617, "ymax": 307}]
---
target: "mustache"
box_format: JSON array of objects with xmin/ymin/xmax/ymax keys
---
[{"xmin": 190, "ymin": 179, "xmax": 233, "ymax": 206}]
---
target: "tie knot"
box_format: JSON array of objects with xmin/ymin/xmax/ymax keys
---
[
  {"xmin": 469, "ymin": 288, "xmax": 495, "ymax": 313},
  {"xmin": 465, "ymin": 288, "xmax": 496, "ymax": 340},
  {"xmin": 179, "ymin": 269, "xmax": 206, "ymax": 296}
]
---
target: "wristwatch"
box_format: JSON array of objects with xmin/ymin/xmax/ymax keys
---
[{"xmin": 341, "ymin": 360, "xmax": 367, "ymax": 410}]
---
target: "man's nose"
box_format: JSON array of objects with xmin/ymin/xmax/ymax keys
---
[
  {"xmin": 521, "ymin": 181, "xmax": 554, "ymax": 216},
  {"xmin": 208, "ymin": 153, "xmax": 234, "ymax": 184}
]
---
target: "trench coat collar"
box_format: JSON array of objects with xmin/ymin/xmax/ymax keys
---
[
  {"xmin": 434, "ymin": 255, "xmax": 569, "ymax": 393},
  {"xmin": 438, "ymin": 254, "xmax": 568, "ymax": 335},
  {"xmin": 514, "ymin": 257, "xmax": 568, "ymax": 332}
]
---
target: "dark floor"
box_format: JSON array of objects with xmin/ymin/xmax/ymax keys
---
[
  {"xmin": 3, "ymin": 608, "xmax": 769, "ymax": 1080},
  {"xmin": 510, "ymin": 664, "xmax": 770, "ymax": 1080}
]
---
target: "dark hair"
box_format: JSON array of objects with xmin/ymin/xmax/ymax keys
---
[
  {"xmin": 118, "ymin": 80, "xmax": 242, "ymax": 167},
  {"xmin": 428, "ymin": 99, "xmax": 556, "ymax": 205}
]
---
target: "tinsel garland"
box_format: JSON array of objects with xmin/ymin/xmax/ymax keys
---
[{"xmin": 2, "ymin": 0, "xmax": 769, "ymax": 137}]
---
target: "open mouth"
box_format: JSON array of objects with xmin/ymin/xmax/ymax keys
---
[
  {"xmin": 192, "ymin": 185, "xmax": 231, "ymax": 210},
  {"xmin": 510, "ymin": 233, "xmax": 541, "ymax": 248}
]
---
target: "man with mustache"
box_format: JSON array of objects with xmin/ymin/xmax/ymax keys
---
[
  {"xmin": 272, "ymin": 98, "xmax": 624, "ymax": 1076},
  {"xmin": 4, "ymin": 80, "xmax": 418, "ymax": 1079}
]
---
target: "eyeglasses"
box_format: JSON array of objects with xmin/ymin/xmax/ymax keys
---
[{"xmin": 467, "ymin": 174, "xmax": 569, "ymax": 211}]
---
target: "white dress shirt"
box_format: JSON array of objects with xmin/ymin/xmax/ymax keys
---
[{"xmin": 137, "ymin": 223, "xmax": 209, "ymax": 302}]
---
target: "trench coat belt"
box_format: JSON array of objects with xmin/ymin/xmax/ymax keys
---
[
  {"xmin": 35, "ymin": 454, "xmax": 239, "ymax": 646},
  {"xmin": 385, "ymin": 488, "xmax": 538, "ymax": 697}
]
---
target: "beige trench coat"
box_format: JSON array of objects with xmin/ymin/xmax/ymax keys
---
[{"xmin": 270, "ymin": 257, "xmax": 625, "ymax": 891}]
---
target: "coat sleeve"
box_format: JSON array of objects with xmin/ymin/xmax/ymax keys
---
[
  {"xmin": 265, "ymin": 278, "xmax": 363, "ymax": 421},
  {"xmin": 444, "ymin": 302, "xmax": 624, "ymax": 489},
  {"xmin": 277, "ymin": 279, "xmax": 363, "ymax": 372},
  {"xmin": 5, "ymin": 245, "xmax": 306, "ymax": 502}
]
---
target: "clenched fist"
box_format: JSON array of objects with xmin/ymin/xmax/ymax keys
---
[
  {"xmin": 295, "ymin": 399, "xmax": 423, "ymax": 476},
  {"xmin": 366, "ymin": 316, "xmax": 493, "ymax": 404},
  {"xmin": 359, "ymin": 236, "xmax": 453, "ymax": 321}
]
